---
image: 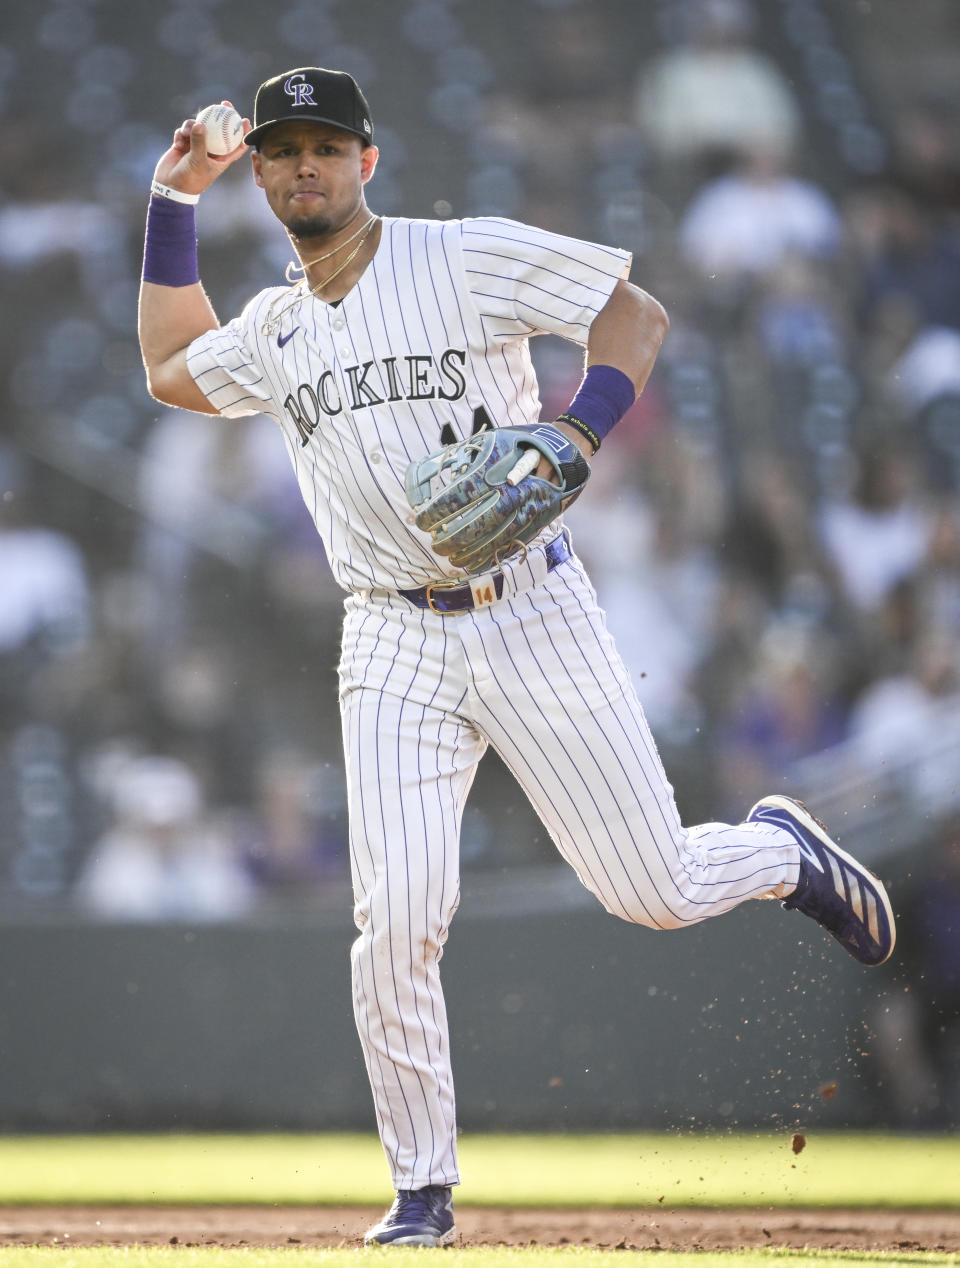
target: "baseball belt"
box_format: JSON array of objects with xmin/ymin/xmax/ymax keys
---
[{"xmin": 399, "ymin": 533, "xmax": 571, "ymax": 614}]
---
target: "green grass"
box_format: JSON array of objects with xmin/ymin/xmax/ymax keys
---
[
  {"xmin": 0, "ymin": 1250, "xmax": 955, "ymax": 1268},
  {"xmin": 0, "ymin": 1132, "xmax": 956, "ymax": 1208}
]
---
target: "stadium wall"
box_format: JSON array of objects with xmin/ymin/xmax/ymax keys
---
[{"xmin": 0, "ymin": 885, "xmax": 882, "ymax": 1131}]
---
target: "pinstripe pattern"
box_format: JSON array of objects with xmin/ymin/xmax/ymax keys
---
[
  {"xmin": 462, "ymin": 557, "xmax": 797, "ymax": 928},
  {"xmin": 186, "ymin": 212, "xmax": 802, "ymax": 1191},
  {"xmin": 338, "ymin": 550, "xmax": 800, "ymax": 1187},
  {"xmin": 340, "ymin": 591, "xmax": 477, "ymax": 1187}
]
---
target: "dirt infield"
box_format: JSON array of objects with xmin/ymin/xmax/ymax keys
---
[{"xmin": 1, "ymin": 1206, "xmax": 958, "ymax": 1252}]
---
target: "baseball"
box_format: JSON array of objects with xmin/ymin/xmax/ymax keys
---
[{"xmin": 195, "ymin": 103, "xmax": 244, "ymax": 155}]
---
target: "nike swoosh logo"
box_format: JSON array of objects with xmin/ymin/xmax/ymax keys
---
[{"xmin": 277, "ymin": 328, "xmax": 299, "ymax": 347}]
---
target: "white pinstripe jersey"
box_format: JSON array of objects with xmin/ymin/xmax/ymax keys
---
[{"xmin": 187, "ymin": 215, "xmax": 630, "ymax": 591}]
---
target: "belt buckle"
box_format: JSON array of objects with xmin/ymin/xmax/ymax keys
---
[{"xmin": 424, "ymin": 580, "xmax": 465, "ymax": 615}]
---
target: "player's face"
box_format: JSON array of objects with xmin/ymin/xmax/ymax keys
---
[{"xmin": 251, "ymin": 122, "xmax": 378, "ymax": 239}]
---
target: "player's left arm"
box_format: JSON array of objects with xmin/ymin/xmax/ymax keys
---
[{"xmin": 552, "ymin": 278, "xmax": 669, "ymax": 458}]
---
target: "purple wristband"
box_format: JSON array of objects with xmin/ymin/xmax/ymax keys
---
[
  {"xmin": 142, "ymin": 194, "xmax": 199, "ymax": 287},
  {"xmin": 557, "ymin": 364, "xmax": 636, "ymax": 451}
]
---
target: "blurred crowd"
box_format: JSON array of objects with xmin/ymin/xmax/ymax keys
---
[{"xmin": 2, "ymin": 0, "xmax": 960, "ymax": 1057}]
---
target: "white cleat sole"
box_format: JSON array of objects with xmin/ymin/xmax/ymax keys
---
[{"xmin": 365, "ymin": 1228, "xmax": 456, "ymax": 1248}]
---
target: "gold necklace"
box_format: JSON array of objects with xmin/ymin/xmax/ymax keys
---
[
  {"xmin": 306, "ymin": 216, "xmax": 378, "ymax": 294},
  {"xmin": 261, "ymin": 216, "xmax": 380, "ymax": 335},
  {"xmin": 284, "ymin": 213, "xmax": 379, "ymax": 283}
]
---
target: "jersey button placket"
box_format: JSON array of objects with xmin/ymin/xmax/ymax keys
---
[{"xmin": 325, "ymin": 306, "xmax": 350, "ymax": 360}]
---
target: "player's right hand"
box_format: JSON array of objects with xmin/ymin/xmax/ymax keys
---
[{"xmin": 152, "ymin": 100, "xmax": 251, "ymax": 198}]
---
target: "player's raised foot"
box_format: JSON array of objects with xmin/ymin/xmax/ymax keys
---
[
  {"xmin": 747, "ymin": 795, "xmax": 895, "ymax": 967},
  {"xmin": 364, "ymin": 1185, "xmax": 456, "ymax": 1247}
]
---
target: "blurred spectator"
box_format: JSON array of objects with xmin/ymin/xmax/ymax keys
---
[
  {"xmin": 852, "ymin": 182, "xmax": 960, "ymax": 340},
  {"xmin": 847, "ymin": 630, "xmax": 960, "ymax": 814},
  {"xmin": 0, "ymin": 510, "xmax": 90, "ymax": 661},
  {"xmin": 678, "ymin": 145, "xmax": 842, "ymax": 280},
  {"xmin": 816, "ymin": 441, "xmax": 935, "ymax": 613},
  {"xmin": 0, "ymin": 446, "xmax": 92, "ymax": 723},
  {"xmin": 135, "ymin": 409, "xmax": 326, "ymax": 660},
  {"xmin": 754, "ymin": 256, "xmax": 848, "ymax": 369},
  {"xmin": 74, "ymin": 753, "xmax": 255, "ymax": 921},
  {"xmin": 713, "ymin": 621, "xmax": 848, "ymax": 813},
  {"xmin": 572, "ymin": 455, "xmax": 721, "ymax": 737},
  {"xmin": 888, "ymin": 94, "xmax": 960, "ymax": 218},
  {"xmin": 722, "ymin": 450, "xmax": 831, "ymax": 603},
  {"xmin": 238, "ymin": 748, "xmax": 348, "ymax": 900},
  {"xmin": 889, "ymin": 328, "xmax": 960, "ymax": 418},
  {"xmin": 0, "ymin": 199, "xmax": 122, "ymax": 302},
  {"xmin": 845, "ymin": 161, "xmax": 960, "ymax": 430},
  {"xmin": 857, "ymin": 615, "xmax": 957, "ymax": 734},
  {"xmin": 870, "ymin": 820, "xmax": 960, "ymax": 1128},
  {"xmin": 635, "ymin": 0, "xmax": 801, "ymax": 191},
  {"xmin": 919, "ymin": 500, "xmax": 960, "ymax": 633}
]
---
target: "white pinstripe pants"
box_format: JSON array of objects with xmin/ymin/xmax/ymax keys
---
[{"xmin": 339, "ymin": 543, "xmax": 800, "ymax": 1189}]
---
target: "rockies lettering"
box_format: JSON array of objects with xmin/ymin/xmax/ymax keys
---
[{"xmin": 282, "ymin": 348, "xmax": 468, "ymax": 444}]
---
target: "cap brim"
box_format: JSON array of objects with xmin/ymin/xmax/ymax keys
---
[{"xmin": 244, "ymin": 114, "xmax": 371, "ymax": 147}]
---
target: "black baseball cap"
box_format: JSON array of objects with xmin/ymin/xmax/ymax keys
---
[{"xmin": 244, "ymin": 67, "xmax": 373, "ymax": 148}]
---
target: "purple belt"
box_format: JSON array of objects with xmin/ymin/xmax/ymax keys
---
[{"xmin": 399, "ymin": 534, "xmax": 571, "ymax": 614}]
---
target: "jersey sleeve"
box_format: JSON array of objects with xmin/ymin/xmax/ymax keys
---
[
  {"xmin": 185, "ymin": 292, "xmax": 284, "ymax": 419},
  {"xmin": 459, "ymin": 217, "xmax": 632, "ymax": 345}
]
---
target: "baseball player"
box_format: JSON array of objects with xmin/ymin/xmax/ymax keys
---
[{"xmin": 138, "ymin": 67, "xmax": 895, "ymax": 1247}]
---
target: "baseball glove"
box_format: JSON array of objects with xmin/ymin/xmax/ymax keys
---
[{"xmin": 405, "ymin": 423, "xmax": 590, "ymax": 574}]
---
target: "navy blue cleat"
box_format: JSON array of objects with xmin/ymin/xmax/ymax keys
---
[
  {"xmin": 364, "ymin": 1185, "xmax": 456, "ymax": 1247},
  {"xmin": 748, "ymin": 795, "xmax": 895, "ymax": 967}
]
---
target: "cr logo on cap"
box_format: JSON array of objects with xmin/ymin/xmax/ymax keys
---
[{"xmin": 284, "ymin": 73, "xmax": 316, "ymax": 107}]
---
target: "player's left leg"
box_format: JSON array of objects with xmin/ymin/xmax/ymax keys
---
[
  {"xmin": 459, "ymin": 553, "xmax": 800, "ymax": 931},
  {"xmin": 461, "ymin": 551, "xmax": 893, "ymax": 963}
]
